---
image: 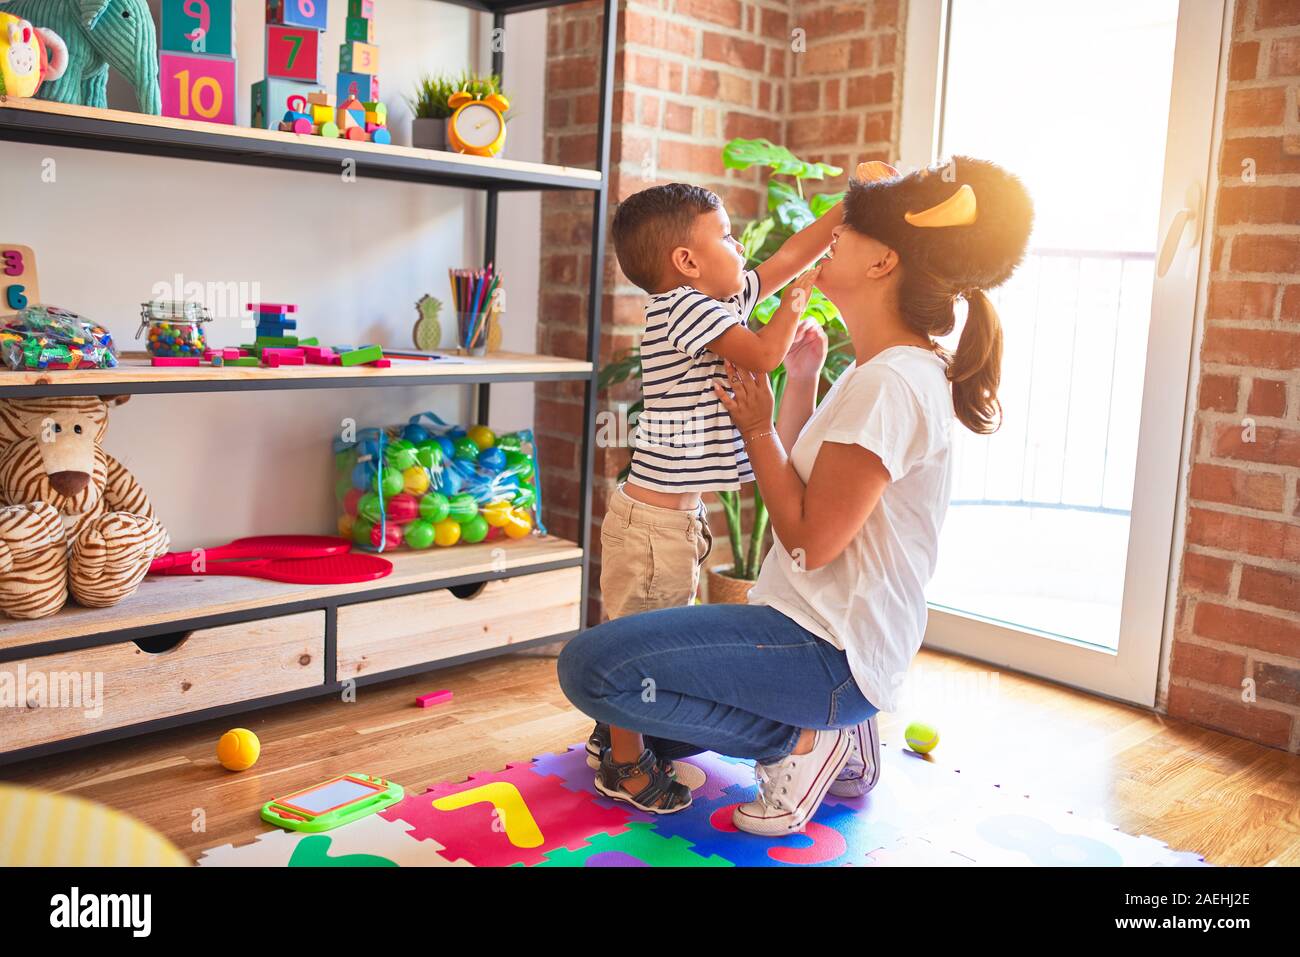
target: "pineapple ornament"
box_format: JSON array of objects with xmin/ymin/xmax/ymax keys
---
[{"xmin": 413, "ymin": 294, "xmax": 443, "ymax": 350}]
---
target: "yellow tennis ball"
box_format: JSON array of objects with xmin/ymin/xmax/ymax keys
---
[
  {"xmin": 904, "ymin": 721, "xmax": 939, "ymax": 754},
  {"xmin": 217, "ymin": 728, "xmax": 261, "ymax": 771}
]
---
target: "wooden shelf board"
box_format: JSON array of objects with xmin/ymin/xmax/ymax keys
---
[
  {"xmin": 0, "ymin": 351, "xmax": 593, "ymax": 396},
  {"xmin": 0, "ymin": 99, "xmax": 604, "ymax": 192},
  {"xmin": 0, "ymin": 535, "xmax": 583, "ymax": 652}
]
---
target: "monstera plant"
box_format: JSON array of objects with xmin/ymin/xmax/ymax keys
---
[{"xmin": 601, "ymin": 138, "xmax": 855, "ymax": 597}]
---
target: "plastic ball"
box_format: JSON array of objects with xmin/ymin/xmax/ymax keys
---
[
  {"xmin": 217, "ymin": 728, "xmax": 261, "ymax": 771},
  {"xmin": 460, "ymin": 514, "xmax": 490, "ymax": 544},
  {"xmin": 448, "ymin": 492, "xmax": 478, "ymax": 523},
  {"xmin": 343, "ymin": 488, "xmax": 365, "ymax": 517},
  {"xmin": 468, "ymin": 425, "xmax": 496, "ymax": 450},
  {"xmin": 352, "ymin": 518, "xmax": 374, "ymax": 547},
  {"xmin": 357, "ymin": 437, "xmax": 382, "ymax": 459},
  {"xmin": 334, "ymin": 447, "xmax": 357, "ymax": 470},
  {"xmin": 404, "ymin": 519, "xmax": 436, "ymax": 550},
  {"xmin": 433, "ymin": 518, "xmax": 462, "ymax": 547},
  {"xmin": 512, "ymin": 485, "xmax": 536, "ymax": 508},
  {"xmin": 402, "ymin": 466, "xmax": 430, "ymax": 496},
  {"xmin": 504, "ymin": 508, "xmax": 533, "ymax": 539},
  {"xmin": 357, "ymin": 492, "xmax": 383, "ymax": 524},
  {"xmin": 335, "ymin": 474, "xmax": 354, "ymax": 500},
  {"xmin": 453, "ymin": 436, "xmax": 480, "ymax": 461},
  {"xmin": 504, "ymin": 450, "xmax": 534, "ymax": 480},
  {"xmin": 483, "ymin": 500, "xmax": 514, "ymax": 527},
  {"xmin": 419, "ymin": 491, "xmax": 450, "ymax": 523},
  {"xmin": 436, "ymin": 436, "xmax": 456, "ymax": 460},
  {"xmin": 371, "ymin": 521, "xmax": 403, "ymax": 550},
  {"xmin": 436, "ymin": 467, "xmax": 464, "ymax": 496},
  {"xmin": 337, "ymin": 514, "xmax": 355, "ymax": 539},
  {"xmin": 904, "ymin": 721, "xmax": 940, "ymax": 754},
  {"xmin": 448, "ymin": 426, "xmax": 467, "ymax": 439},
  {"xmin": 403, "ymin": 424, "xmax": 431, "ymax": 444},
  {"xmin": 415, "ymin": 442, "xmax": 443, "ymax": 470},
  {"xmin": 374, "ymin": 466, "xmax": 404, "ymax": 497},
  {"xmin": 386, "ymin": 493, "xmax": 420, "ymax": 523},
  {"xmin": 496, "ymin": 433, "xmax": 522, "ymax": 452},
  {"xmin": 485, "ymin": 524, "xmax": 504, "ymax": 540},
  {"xmin": 478, "ymin": 447, "xmax": 507, "ymax": 472},
  {"xmin": 385, "ymin": 439, "xmax": 418, "ymax": 471},
  {"xmin": 351, "ymin": 462, "xmax": 373, "ymax": 490}
]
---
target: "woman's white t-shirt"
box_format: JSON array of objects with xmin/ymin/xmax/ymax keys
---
[{"xmin": 748, "ymin": 345, "xmax": 954, "ymax": 714}]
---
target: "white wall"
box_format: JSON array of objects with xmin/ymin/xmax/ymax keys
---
[{"xmin": 4, "ymin": 0, "xmax": 548, "ymax": 551}]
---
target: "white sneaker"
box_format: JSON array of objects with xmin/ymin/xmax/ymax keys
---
[
  {"xmin": 829, "ymin": 716, "xmax": 881, "ymax": 798},
  {"xmin": 732, "ymin": 729, "xmax": 851, "ymax": 836}
]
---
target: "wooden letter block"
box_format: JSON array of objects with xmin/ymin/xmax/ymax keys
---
[
  {"xmin": 161, "ymin": 0, "xmax": 235, "ymax": 58},
  {"xmin": 338, "ymin": 40, "xmax": 378, "ymax": 74},
  {"xmin": 267, "ymin": 0, "xmax": 328, "ymax": 30},
  {"xmin": 161, "ymin": 52, "xmax": 236, "ymax": 125},
  {"xmin": 344, "ymin": 16, "xmax": 374, "ymax": 43},
  {"xmin": 336, "ymin": 70, "xmax": 377, "ymax": 103},
  {"xmin": 266, "ymin": 24, "xmax": 320, "ymax": 81}
]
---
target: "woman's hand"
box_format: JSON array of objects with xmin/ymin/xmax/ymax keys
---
[
  {"xmin": 714, "ymin": 360, "xmax": 774, "ymax": 437},
  {"xmin": 784, "ymin": 318, "xmax": 828, "ymax": 383}
]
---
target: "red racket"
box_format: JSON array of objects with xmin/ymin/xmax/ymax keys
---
[
  {"xmin": 150, "ymin": 552, "xmax": 392, "ymax": 585},
  {"xmin": 150, "ymin": 535, "xmax": 353, "ymax": 574}
]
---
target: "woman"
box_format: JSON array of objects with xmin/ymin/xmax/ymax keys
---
[{"xmin": 558, "ymin": 157, "xmax": 1033, "ymax": 835}]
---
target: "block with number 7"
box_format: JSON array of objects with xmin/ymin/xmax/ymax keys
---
[{"xmin": 266, "ymin": 25, "xmax": 320, "ymax": 82}]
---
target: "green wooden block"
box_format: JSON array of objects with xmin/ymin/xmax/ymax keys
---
[
  {"xmin": 298, "ymin": 337, "xmax": 320, "ymax": 346},
  {"xmin": 227, "ymin": 357, "xmax": 261, "ymax": 367},
  {"xmin": 339, "ymin": 345, "xmax": 383, "ymax": 366},
  {"xmin": 254, "ymin": 335, "xmax": 299, "ymax": 347},
  {"xmin": 345, "ymin": 16, "xmax": 374, "ymax": 42}
]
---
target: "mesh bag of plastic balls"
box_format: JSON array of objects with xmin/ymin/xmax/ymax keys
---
[
  {"xmin": 1, "ymin": 305, "xmax": 119, "ymax": 371},
  {"xmin": 333, "ymin": 413, "xmax": 546, "ymax": 552}
]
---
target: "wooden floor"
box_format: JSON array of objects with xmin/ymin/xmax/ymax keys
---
[{"xmin": 3, "ymin": 646, "xmax": 1298, "ymax": 866}]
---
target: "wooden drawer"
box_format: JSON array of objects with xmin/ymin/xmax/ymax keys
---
[
  {"xmin": 1, "ymin": 611, "xmax": 324, "ymax": 753},
  {"xmin": 336, "ymin": 567, "xmax": 581, "ymax": 680}
]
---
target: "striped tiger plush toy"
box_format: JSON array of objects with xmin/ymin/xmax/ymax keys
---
[{"xmin": 0, "ymin": 396, "xmax": 170, "ymax": 620}]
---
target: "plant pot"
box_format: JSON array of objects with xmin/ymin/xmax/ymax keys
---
[
  {"xmin": 707, "ymin": 565, "xmax": 755, "ymax": 605},
  {"xmin": 411, "ymin": 117, "xmax": 449, "ymax": 151}
]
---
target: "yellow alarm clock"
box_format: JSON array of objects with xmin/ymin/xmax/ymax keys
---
[{"xmin": 446, "ymin": 90, "xmax": 510, "ymax": 157}]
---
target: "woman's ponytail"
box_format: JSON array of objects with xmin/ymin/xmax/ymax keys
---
[{"xmin": 947, "ymin": 289, "xmax": 1003, "ymax": 434}]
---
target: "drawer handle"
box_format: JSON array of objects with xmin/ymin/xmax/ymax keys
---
[
  {"xmin": 132, "ymin": 630, "xmax": 193, "ymax": 655},
  {"xmin": 448, "ymin": 581, "xmax": 488, "ymax": 600}
]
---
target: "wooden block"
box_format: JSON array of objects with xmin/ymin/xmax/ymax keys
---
[
  {"xmin": 1, "ymin": 244, "xmax": 39, "ymax": 319},
  {"xmin": 151, "ymin": 356, "xmax": 202, "ymax": 367},
  {"xmin": 161, "ymin": 52, "xmax": 236, "ymax": 125},
  {"xmin": 263, "ymin": 353, "xmax": 306, "ymax": 367},
  {"xmin": 161, "ymin": 0, "xmax": 235, "ymax": 58},
  {"xmin": 260, "ymin": 347, "xmax": 306, "ymax": 359},
  {"xmin": 254, "ymin": 334, "xmax": 299, "ymax": 347},
  {"xmin": 416, "ymin": 690, "xmax": 453, "ymax": 708},
  {"xmin": 298, "ymin": 337, "xmax": 320, "ymax": 346},
  {"xmin": 247, "ymin": 302, "xmax": 298, "ymax": 313},
  {"xmin": 344, "ymin": 126, "xmax": 367, "ymax": 142},
  {"xmin": 251, "ymin": 78, "xmax": 323, "ymax": 130},
  {"xmin": 369, "ymin": 358, "xmax": 391, "ymax": 368},
  {"xmin": 311, "ymin": 103, "xmax": 334, "ymax": 125},
  {"xmin": 338, "ymin": 40, "xmax": 378, "ymax": 74},
  {"xmin": 338, "ymin": 345, "xmax": 382, "ymax": 366},
  {"xmin": 344, "ymin": 15, "xmax": 374, "ymax": 43},
  {"xmin": 267, "ymin": 0, "xmax": 328, "ymax": 30},
  {"xmin": 306, "ymin": 91, "xmax": 331, "ymax": 106},
  {"xmin": 336, "ymin": 71, "xmax": 377, "ymax": 103},
  {"xmin": 227, "ymin": 356, "xmax": 261, "ymax": 367},
  {"xmin": 266, "ymin": 24, "xmax": 320, "ymax": 82},
  {"xmin": 347, "ymin": 0, "xmax": 374, "ymax": 19},
  {"xmin": 370, "ymin": 127, "xmax": 391, "ymax": 145}
]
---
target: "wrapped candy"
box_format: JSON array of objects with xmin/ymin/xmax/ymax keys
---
[
  {"xmin": 1, "ymin": 306, "xmax": 118, "ymax": 370},
  {"xmin": 334, "ymin": 412, "xmax": 545, "ymax": 553}
]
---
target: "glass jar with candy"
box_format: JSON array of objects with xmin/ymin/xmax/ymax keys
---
[{"xmin": 137, "ymin": 300, "xmax": 212, "ymax": 358}]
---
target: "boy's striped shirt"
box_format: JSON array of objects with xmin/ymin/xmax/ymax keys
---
[{"xmin": 629, "ymin": 270, "xmax": 762, "ymax": 493}]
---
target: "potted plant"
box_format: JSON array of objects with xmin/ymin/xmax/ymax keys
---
[
  {"xmin": 600, "ymin": 138, "xmax": 855, "ymax": 604},
  {"xmin": 406, "ymin": 71, "xmax": 506, "ymax": 151}
]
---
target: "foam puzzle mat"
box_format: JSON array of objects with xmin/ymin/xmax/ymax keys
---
[{"xmin": 197, "ymin": 743, "xmax": 1211, "ymax": 867}]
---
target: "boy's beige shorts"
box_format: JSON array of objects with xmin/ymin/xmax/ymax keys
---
[{"xmin": 599, "ymin": 484, "xmax": 713, "ymax": 620}]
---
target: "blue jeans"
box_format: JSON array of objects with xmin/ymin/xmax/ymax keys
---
[{"xmin": 558, "ymin": 603, "xmax": 878, "ymax": 765}]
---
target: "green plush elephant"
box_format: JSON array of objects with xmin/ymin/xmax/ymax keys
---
[{"xmin": 6, "ymin": 0, "xmax": 159, "ymax": 114}]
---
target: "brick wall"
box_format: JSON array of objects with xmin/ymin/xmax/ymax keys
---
[
  {"xmin": 1167, "ymin": 0, "xmax": 1300, "ymax": 753},
  {"xmin": 537, "ymin": 0, "xmax": 907, "ymax": 622}
]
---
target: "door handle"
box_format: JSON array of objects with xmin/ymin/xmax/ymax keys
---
[{"xmin": 1156, "ymin": 181, "xmax": 1202, "ymax": 278}]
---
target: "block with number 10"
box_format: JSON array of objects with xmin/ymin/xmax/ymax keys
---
[{"xmin": 160, "ymin": 52, "xmax": 236, "ymax": 125}]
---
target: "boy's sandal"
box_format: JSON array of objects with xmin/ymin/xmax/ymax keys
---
[{"xmin": 594, "ymin": 747, "xmax": 693, "ymax": 814}]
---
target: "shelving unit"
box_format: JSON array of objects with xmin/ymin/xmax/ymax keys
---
[{"xmin": 0, "ymin": 0, "xmax": 616, "ymax": 764}]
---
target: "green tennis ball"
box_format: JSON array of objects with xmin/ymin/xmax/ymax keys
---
[
  {"xmin": 460, "ymin": 514, "xmax": 489, "ymax": 544},
  {"xmin": 404, "ymin": 519, "xmax": 436, "ymax": 550},
  {"xmin": 904, "ymin": 721, "xmax": 940, "ymax": 754},
  {"xmin": 419, "ymin": 491, "xmax": 450, "ymax": 523}
]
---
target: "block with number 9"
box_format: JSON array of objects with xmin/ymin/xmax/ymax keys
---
[{"xmin": 161, "ymin": 0, "xmax": 235, "ymax": 57}]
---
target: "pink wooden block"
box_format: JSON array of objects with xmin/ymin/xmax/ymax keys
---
[
  {"xmin": 224, "ymin": 348, "xmax": 243, "ymax": 359},
  {"xmin": 246, "ymin": 303, "xmax": 298, "ymax": 313},
  {"xmin": 369, "ymin": 359, "xmax": 391, "ymax": 368},
  {"xmin": 151, "ymin": 356, "xmax": 202, "ymax": 367},
  {"xmin": 263, "ymin": 353, "xmax": 306, "ymax": 367},
  {"xmin": 416, "ymin": 690, "xmax": 452, "ymax": 708},
  {"xmin": 261, "ymin": 347, "xmax": 306, "ymax": 359}
]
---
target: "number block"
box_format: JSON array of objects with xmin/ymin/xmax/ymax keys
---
[
  {"xmin": 266, "ymin": 25, "xmax": 320, "ymax": 82},
  {"xmin": 344, "ymin": 16, "xmax": 374, "ymax": 43},
  {"xmin": 1, "ymin": 244, "xmax": 38, "ymax": 319},
  {"xmin": 267, "ymin": 0, "xmax": 328, "ymax": 30},
  {"xmin": 347, "ymin": 0, "xmax": 373, "ymax": 19},
  {"xmin": 336, "ymin": 70, "xmax": 377, "ymax": 104},
  {"xmin": 161, "ymin": 0, "xmax": 235, "ymax": 58},
  {"xmin": 251, "ymin": 77, "xmax": 323, "ymax": 130},
  {"xmin": 161, "ymin": 52, "xmax": 236, "ymax": 125},
  {"xmin": 338, "ymin": 40, "xmax": 378, "ymax": 74}
]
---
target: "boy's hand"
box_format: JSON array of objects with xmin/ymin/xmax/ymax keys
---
[
  {"xmin": 714, "ymin": 360, "xmax": 774, "ymax": 437},
  {"xmin": 784, "ymin": 319, "xmax": 828, "ymax": 382},
  {"xmin": 780, "ymin": 266, "xmax": 820, "ymax": 316}
]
